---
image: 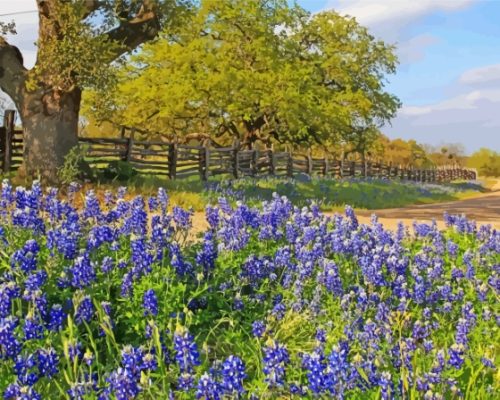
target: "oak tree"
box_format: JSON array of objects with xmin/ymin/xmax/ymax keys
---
[{"xmin": 0, "ymin": 0, "xmax": 190, "ymax": 182}]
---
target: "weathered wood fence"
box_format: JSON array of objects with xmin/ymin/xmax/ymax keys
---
[
  {"xmin": 0, "ymin": 109, "xmax": 477, "ymax": 182},
  {"xmin": 0, "ymin": 110, "xmax": 24, "ymax": 172}
]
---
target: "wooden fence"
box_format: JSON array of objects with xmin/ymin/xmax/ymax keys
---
[{"xmin": 0, "ymin": 110, "xmax": 477, "ymax": 182}]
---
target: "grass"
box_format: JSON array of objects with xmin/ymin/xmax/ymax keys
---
[
  {"xmin": 5, "ymin": 170, "xmax": 488, "ymax": 212},
  {"xmin": 82, "ymin": 174, "xmax": 487, "ymax": 212}
]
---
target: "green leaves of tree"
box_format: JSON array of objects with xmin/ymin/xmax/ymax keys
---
[{"xmin": 84, "ymin": 0, "xmax": 400, "ymax": 150}]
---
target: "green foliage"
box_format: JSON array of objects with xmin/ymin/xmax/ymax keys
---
[
  {"xmin": 83, "ymin": 0, "xmax": 400, "ymax": 149},
  {"xmin": 467, "ymin": 148, "xmax": 500, "ymax": 177},
  {"xmin": 27, "ymin": 2, "xmax": 120, "ymax": 92},
  {"xmin": 57, "ymin": 144, "xmax": 91, "ymax": 185},
  {"xmin": 103, "ymin": 160, "xmax": 138, "ymax": 181}
]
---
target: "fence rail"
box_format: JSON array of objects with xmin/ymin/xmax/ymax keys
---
[{"xmin": 0, "ymin": 110, "xmax": 477, "ymax": 182}]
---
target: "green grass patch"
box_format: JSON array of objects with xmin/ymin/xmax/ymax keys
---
[{"xmin": 94, "ymin": 174, "xmax": 486, "ymax": 212}]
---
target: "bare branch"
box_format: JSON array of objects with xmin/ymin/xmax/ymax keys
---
[
  {"xmin": 82, "ymin": 0, "xmax": 103, "ymax": 20},
  {"xmin": 104, "ymin": 1, "xmax": 160, "ymax": 61}
]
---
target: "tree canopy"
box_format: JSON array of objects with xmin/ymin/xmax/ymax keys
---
[{"xmin": 84, "ymin": 0, "xmax": 400, "ymax": 150}]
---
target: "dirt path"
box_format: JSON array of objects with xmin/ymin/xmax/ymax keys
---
[
  {"xmin": 354, "ymin": 190, "xmax": 500, "ymax": 230},
  {"xmin": 191, "ymin": 190, "xmax": 500, "ymax": 232}
]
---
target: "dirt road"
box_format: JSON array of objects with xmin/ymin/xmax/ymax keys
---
[
  {"xmin": 354, "ymin": 191, "xmax": 500, "ymax": 230},
  {"xmin": 191, "ymin": 190, "xmax": 500, "ymax": 232}
]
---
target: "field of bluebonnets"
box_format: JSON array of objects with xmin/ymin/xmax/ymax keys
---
[{"xmin": 0, "ymin": 180, "xmax": 498, "ymax": 399}]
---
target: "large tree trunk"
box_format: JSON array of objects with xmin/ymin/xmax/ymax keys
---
[
  {"xmin": 1, "ymin": 1, "xmax": 162, "ymax": 183},
  {"xmin": 19, "ymin": 88, "xmax": 81, "ymax": 183}
]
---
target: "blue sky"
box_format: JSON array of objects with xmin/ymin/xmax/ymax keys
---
[{"xmin": 1, "ymin": 0, "xmax": 500, "ymax": 154}]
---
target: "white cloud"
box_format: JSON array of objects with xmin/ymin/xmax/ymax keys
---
[
  {"xmin": 397, "ymin": 34, "xmax": 439, "ymax": 64},
  {"xmin": 400, "ymin": 89, "xmax": 500, "ymax": 116},
  {"xmin": 385, "ymin": 68, "xmax": 500, "ymax": 152},
  {"xmin": 325, "ymin": 0, "xmax": 477, "ymax": 66},
  {"xmin": 459, "ymin": 64, "xmax": 500, "ymax": 85},
  {"xmin": 332, "ymin": 0, "xmax": 475, "ymax": 30}
]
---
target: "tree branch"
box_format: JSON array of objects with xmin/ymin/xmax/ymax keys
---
[
  {"xmin": 104, "ymin": 1, "xmax": 160, "ymax": 61},
  {"xmin": 0, "ymin": 37, "xmax": 27, "ymax": 105},
  {"xmin": 82, "ymin": 0, "xmax": 103, "ymax": 20}
]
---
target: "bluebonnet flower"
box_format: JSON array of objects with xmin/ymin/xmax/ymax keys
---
[
  {"xmin": 263, "ymin": 340, "xmax": 289, "ymax": 388},
  {"xmin": 106, "ymin": 367, "xmax": 141, "ymax": 400},
  {"xmin": 141, "ymin": 352, "xmax": 157, "ymax": 371},
  {"xmin": 83, "ymin": 190, "xmax": 101, "ymax": 220},
  {"xmin": 37, "ymin": 347, "xmax": 59, "ymax": 377},
  {"xmin": 24, "ymin": 270, "xmax": 47, "ymax": 292},
  {"xmin": 448, "ymin": 344, "xmax": 465, "ymax": 369},
  {"xmin": 23, "ymin": 316, "xmax": 44, "ymax": 340},
  {"xmin": 75, "ymin": 295, "xmax": 94, "ymax": 325},
  {"xmin": 196, "ymin": 372, "xmax": 222, "ymax": 399},
  {"xmin": 4, "ymin": 382, "xmax": 42, "ymax": 399},
  {"xmin": 252, "ymin": 320, "xmax": 266, "ymax": 338},
  {"xmin": 173, "ymin": 206, "xmax": 192, "ymax": 230},
  {"xmin": 302, "ymin": 350, "xmax": 330, "ymax": 394},
  {"xmin": 14, "ymin": 354, "xmax": 38, "ymax": 386},
  {"xmin": 481, "ymin": 357, "xmax": 495, "ymax": 369},
  {"xmin": 68, "ymin": 342, "xmax": 83, "ymax": 362},
  {"xmin": 68, "ymin": 254, "xmax": 96, "ymax": 289},
  {"xmin": 222, "ymin": 355, "xmax": 246, "ymax": 395},
  {"xmin": 131, "ymin": 238, "xmax": 154, "ymax": 276},
  {"xmin": 205, "ymin": 206, "xmax": 220, "ymax": 229},
  {"xmin": 233, "ymin": 295, "xmax": 244, "ymax": 311},
  {"xmin": 67, "ymin": 182, "xmax": 81, "ymax": 202},
  {"xmin": 48, "ymin": 304, "xmax": 65, "ymax": 331},
  {"xmin": 318, "ymin": 259, "xmax": 343, "ymax": 297},
  {"xmin": 0, "ymin": 316, "xmax": 21, "ymax": 359},
  {"xmin": 315, "ymin": 328, "xmax": 327, "ymax": 344},
  {"xmin": 87, "ymin": 225, "xmax": 115, "ymax": 250},
  {"xmin": 271, "ymin": 302, "xmax": 286, "ymax": 321},
  {"xmin": 104, "ymin": 190, "xmax": 114, "ymax": 207},
  {"xmin": 174, "ymin": 328, "xmax": 201, "ymax": 373},
  {"xmin": 379, "ymin": 371, "xmax": 393, "ymax": 400},
  {"xmin": 67, "ymin": 373, "xmax": 98, "ymax": 399},
  {"xmin": 178, "ymin": 372, "xmax": 195, "ymax": 391},
  {"xmin": 143, "ymin": 289, "xmax": 159, "ymax": 317},
  {"xmin": 169, "ymin": 242, "xmax": 193, "ymax": 277},
  {"xmin": 101, "ymin": 256, "xmax": 114, "ymax": 274},
  {"xmin": 157, "ymin": 187, "xmax": 169, "ymax": 212},
  {"xmin": 196, "ymin": 231, "xmax": 217, "ymax": 275},
  {"xmin": 11, "ymin": 240, "xmax": 40, "ymax": 273},
  {"xmin": 0, "ymin": 282, "xmax": 20, "ymax": 318},
  {"xmin": 241, "ymin": 255, "xmax": 275, "ymax": 286},
  {"xmin": 120, "ymin": 272, "xmax": 134, "ymax": 298}
]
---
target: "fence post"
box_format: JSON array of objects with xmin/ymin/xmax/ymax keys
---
[
  {"xmin": 307, "ymin": 150, "xmax": 313, "ymax": 175},
  {"xmin": 232, "ymin": 139, "xmax": 240, "ymax": 179},
  {"xmin": 269, "ymin": 149, "xmax": 276, "ymax": 176},
  {"xmin": 287, "ymin": 152, "xmax": 293, "ymax": 178},
  {"xmin": 2, "ymin": 110, "xmax": 15, "ymax": 173},
  {"xmin": 168, "ymin": 143, "xmax": 177, "ymax": 180},
  {"xmin": 251, "ymin": 149, "xmax": 258, "ymax": 176},
  {"xmin": 124, "ymin": 128, "xmax": 135, "ymax": 162},
  {"xmin": 323, "ymin": 157, "xmax": 329, "ymax": 177},
  {"xmin": 339, "ymin": 159, "xmax": 344, "ymax": 178},
  {"xmin": 350, "ymin": 161, "xmax": 355, "ymax": 177}
]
